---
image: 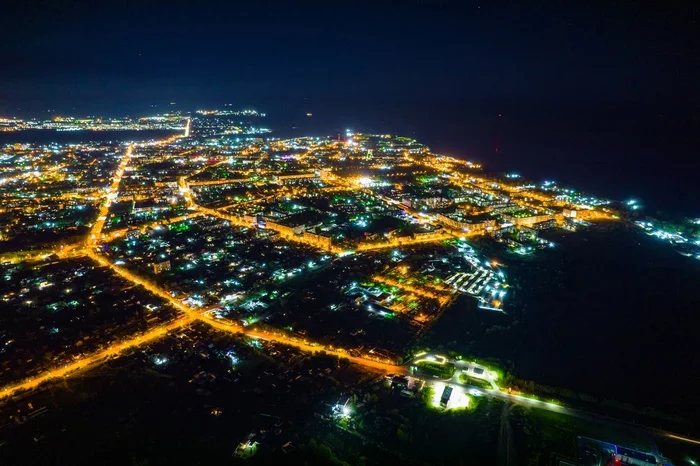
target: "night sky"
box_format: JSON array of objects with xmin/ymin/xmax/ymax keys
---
[
  {"xmin": 3, "ymin": 1, "xmax": 699, "ymax": 213},
  {"xmin": 3, "ymin": 1, "xmax": 698, "ymax": 114}
]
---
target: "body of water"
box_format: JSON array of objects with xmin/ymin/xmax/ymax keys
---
[
  {"xmin": 509, "ymin": 225, "xmax": 700, "ymax": 419},
  {"xmin": 0, "ymin": 129, "xmax": 180, "ymax": 145}
]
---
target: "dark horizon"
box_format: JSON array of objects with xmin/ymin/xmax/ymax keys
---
[{"xmin": 3, "ymin": 1, "xmax": 699, "ymax": 111}]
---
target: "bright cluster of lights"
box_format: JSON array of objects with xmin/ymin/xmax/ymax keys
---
[
  {"xmin": 429, "ymin": 382, "xmax": 471, "ymax": 410},
  {"xmin": 331, "ymin": 402, "xmax": 352, "ymax": 419}
]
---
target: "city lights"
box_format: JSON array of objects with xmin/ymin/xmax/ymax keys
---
[{"xmin": 0, "ymin": 117, "xmax": 692, "ymax": 465}]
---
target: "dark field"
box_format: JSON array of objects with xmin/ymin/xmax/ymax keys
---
[{"xmin": 424, "ymin": 223, "xmax": 700, "ymax": 426}]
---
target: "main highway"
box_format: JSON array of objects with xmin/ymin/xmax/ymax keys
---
[{"xmin": 88, "ymin": 144, "xmax": 133, "ymax": 246}]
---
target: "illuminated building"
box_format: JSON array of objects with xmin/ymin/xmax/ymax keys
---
[{"xmin": 152, "ymin": 259, "xmax": 171, "ymax": 274}]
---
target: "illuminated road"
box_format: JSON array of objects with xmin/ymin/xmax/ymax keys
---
[
  {"xmin": 0, "ymin": 248, "xmax": 395, "ymax": 401},
  {"xmin": 180, "ymin": 168, "xmax": 457, "ymax": 254},
  {"xmin": 178, "ymin": 176, "xmax": 196, "ymax": 208},
  {"xmin": 187, "ymin": 178, "xmax": 251, "ymax": 186},
  {"xmin": 398, "ymin": 357, "xmax": 700, "ymax": 447},
  {"xmin": 354, "ymin": 232, "xmax": 453, "ymax": 251},
  {"xmin": 89, "ymin": 144, "xmax": 133, "ymax": 245},
  {"xmin": 0, "ymin": 242, "xmax": 85, "ymax": 264},
  {"xmin": 0, "ymin": 316, "xmax": 194, "ymax": 400},
  {"xmin": 665, "ymin": 434, "xmax": 700, "ymax": 446},
  {"xmin": 96, "ymin": 249, "xmax": 399, "ymax": 373},
  {"xmin": 371, "ymin": 275, "xmax": 451, "ymax": 304}
]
